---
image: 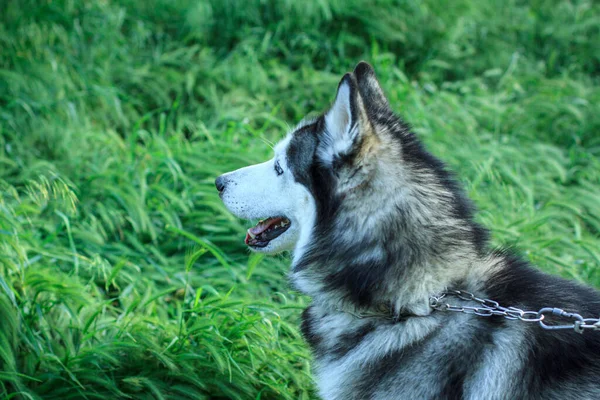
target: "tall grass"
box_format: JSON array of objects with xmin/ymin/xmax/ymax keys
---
[{"xmin": 1, "ymin": 0, "xmax": 599, "ymax": 398}]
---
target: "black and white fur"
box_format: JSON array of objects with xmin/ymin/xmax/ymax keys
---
[{"xmin": 216, "ymin": 62, "xmax": 600, "ymax": 399}]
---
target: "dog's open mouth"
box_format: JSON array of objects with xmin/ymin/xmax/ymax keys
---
[{"xmin": 245, "ymin": 216, "xmax": 291, "ymax": 248}]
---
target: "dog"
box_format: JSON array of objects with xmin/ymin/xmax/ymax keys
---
[{"xmin": 215, "ymin": 62, "xmax": 600, "ymax": 399}]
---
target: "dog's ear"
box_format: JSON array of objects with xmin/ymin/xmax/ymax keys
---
[
  {"xmin": 320, "ymin": 63, "xmax": 389, "ymax": 169},
  {"xmin": 353, "ymin": 61, "xmax": 390, "ymax": 113},
  {"xmin": 320, "ymin": 73, "xmax": 372, "ymax": 167}
]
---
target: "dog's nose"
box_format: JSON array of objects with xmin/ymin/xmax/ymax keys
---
[{"xmin": 215, "ymin": 175, "xmax": 226, "ymax": 193}]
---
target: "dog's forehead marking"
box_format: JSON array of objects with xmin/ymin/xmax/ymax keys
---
[
  {"xmin": 286, "ymin": 121, "xmax": 320, "ymax": 187},
  {"xmin": 274, "ymin": 118, "xmax": 319, "ymax": 158}
]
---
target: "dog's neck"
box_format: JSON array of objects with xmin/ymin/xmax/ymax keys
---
[
  {"xmin": 330, "ymin": 298, "xmax": 432, "ymax": 322},
  {"xmin": 291, "ymin": 253, "xmax": 488, "ymax": 318}
]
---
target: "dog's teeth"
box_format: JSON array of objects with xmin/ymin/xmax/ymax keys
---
[{"xmin": 248, "ymin": 231, "xmax": 256, "ymax": 239}]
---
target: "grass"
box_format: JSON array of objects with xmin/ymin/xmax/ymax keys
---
[{"xmin": 1, "ymin": 0, "xmax": 599, "ymax": 398}]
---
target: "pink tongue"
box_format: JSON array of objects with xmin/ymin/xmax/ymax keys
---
[{"xmin": 249, "ymin": 217, "xmax": 283, "ymax": 235}]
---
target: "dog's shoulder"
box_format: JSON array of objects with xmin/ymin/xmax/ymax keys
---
[
  {"xmin": 302, "ymin": 252, "xmax": 600, "ymax": 399},
  {"xmin": 487, "ymin": 251, "xmax": 600, "ymax": 321},
  {"xmin": 483, "ymin": 251, "xmax": 600, "ymax": 396}
]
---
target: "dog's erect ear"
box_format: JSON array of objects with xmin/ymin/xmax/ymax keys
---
[
  {"xmin": 324, "ymin": 74, "xmax": 356, "ymax": 151},
  {"xmin": 353, "ymin": 61, "xmax": 390, "ymax": 112},
  {"xmin": 320, "ymin": 63, "xmax": 388, "ymax": 168},
  {"xmin": 320, "ymin": 73, "xmax": 371, "ymax": 166}
]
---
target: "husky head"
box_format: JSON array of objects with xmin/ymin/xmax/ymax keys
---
[{"xmin": 217, "ymin": 62, "xmax": 487, "ymax": 311}]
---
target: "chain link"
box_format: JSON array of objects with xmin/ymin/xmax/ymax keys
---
[{"xmin": 429, "ymin": 289, "xmax": 600, "ymax": 334}]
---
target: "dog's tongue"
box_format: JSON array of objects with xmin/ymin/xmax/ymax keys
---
[{"xmin": 245, "ymin": 217, "xmax": 284, "ymax": 244}]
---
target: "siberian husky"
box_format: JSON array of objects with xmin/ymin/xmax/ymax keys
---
[{"xmin": 216, "ymin": 62, "xmax": 600, "ymax": 399}]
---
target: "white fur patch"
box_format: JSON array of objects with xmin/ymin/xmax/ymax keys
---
[
  {"xmin": 319, "ymin": 81, "xmax": 357, "ymax": 166},
  {"xmin": 219, "ymin": 133, "xmax": 316, "ymax": 255}
]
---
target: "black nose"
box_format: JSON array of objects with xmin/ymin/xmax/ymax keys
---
[{"xmin": 215, "ymin": 175, "xmax": 226, "ymax": 192}]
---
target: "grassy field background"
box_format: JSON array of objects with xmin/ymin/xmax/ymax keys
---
[{"xmin": 1, "ymin": 0, "xmax": 599, "ymax": 398}]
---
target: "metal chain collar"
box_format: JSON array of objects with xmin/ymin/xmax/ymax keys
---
[{"xmin": 430, "ymin": 289, "xmax": 600, "ymax": 334}]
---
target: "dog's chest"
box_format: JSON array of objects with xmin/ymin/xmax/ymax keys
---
[
  {"xmin": 300, "ymin": 304, "xmax": 527, "ymax": 400},
  {"xmin": 301, "ymin": 305, "xmax": 448, "ymax": 399}
]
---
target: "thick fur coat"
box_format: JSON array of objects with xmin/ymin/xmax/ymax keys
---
[{"xmin": 217, "ymin": 62, "xmax": 600, "ymax": 399}]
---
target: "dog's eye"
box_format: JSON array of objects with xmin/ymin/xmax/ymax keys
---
[{"xmin": 274, "ymin": 160, "xmax": 284, "ymax": 176}]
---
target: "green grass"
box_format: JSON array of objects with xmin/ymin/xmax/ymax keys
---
[{"xmin": 1, "ymin": 0, "xmax": 599, "ymax": 398}]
